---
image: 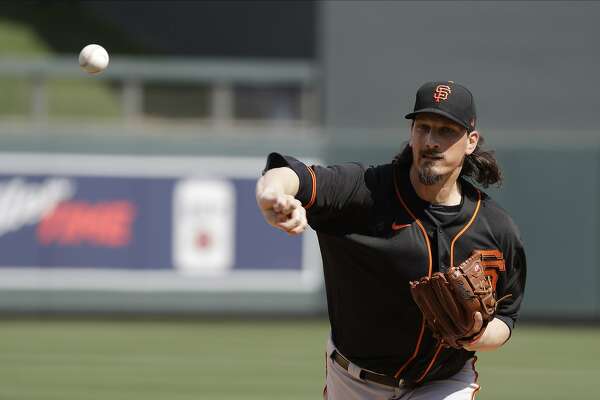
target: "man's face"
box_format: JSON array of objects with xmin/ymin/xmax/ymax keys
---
[{"xmin": 410, "ymin": 113, "xmax": 478, "ymax": 186}]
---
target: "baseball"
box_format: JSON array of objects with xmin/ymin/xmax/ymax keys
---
[{"xmin": 78, "ymin": 44, "xmax": 109, "ymax": 74}]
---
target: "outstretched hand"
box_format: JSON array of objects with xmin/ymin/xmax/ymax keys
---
[{"xmin": 257, "ymin": 190, "xmax": 308, "ymax": 235}]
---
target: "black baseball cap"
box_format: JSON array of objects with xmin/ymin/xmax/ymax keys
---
[{"xmin": 405, "ymin": 81, "xmax": 476, "ymax": 131}]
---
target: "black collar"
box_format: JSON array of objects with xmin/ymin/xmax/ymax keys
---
[{"xmin": 393, "ymin": 162, "xmax": 480, "ymax": 229}]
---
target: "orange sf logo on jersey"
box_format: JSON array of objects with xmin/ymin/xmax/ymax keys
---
[
  {"xmin": 478, "ymin": 249, "xmax": 506, "ymax": 291},
  {"xmin": 433, "ymin": 85, "xmax": 452, "ymax": 103}
]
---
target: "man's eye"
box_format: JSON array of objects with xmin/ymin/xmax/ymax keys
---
[{"xmin": 439, "ymin": 127, "xmax": 454, "ymax": 135}]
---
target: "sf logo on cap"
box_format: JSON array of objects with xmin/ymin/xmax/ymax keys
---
[{"xmin": 433, "ymin": 85, "xmax": 452, "ymax": 103}]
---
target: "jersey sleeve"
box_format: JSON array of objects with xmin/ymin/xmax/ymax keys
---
[
  {"xmin": 263, "ymin": 152, "xmax": 373, "ymax": 229},
  {"xmin": 494, "ymin": 220, "xmax": 527, "ymax": 333},
  {"xmin": 263, "ymin": 152, "xmax": 316, "ymax": 207}
]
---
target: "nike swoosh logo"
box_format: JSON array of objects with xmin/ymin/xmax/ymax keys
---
[{"xmin": 391, "ymin": 223, "xmax": 411, "ymax": 230}]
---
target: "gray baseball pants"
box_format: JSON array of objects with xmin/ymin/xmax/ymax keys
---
[{"xmin": 324, "ymin": 338, "xmax": 480, "ymax": 400}]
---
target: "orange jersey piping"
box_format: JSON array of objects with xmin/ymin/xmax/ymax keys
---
[
  {"xmin": 393, "ymin": 319, "xmax": 426, "ymax": 379},
  {"xmin": 305, "ymin": 165, "xmax": 317, "ymax": 209},
  {"xmin": 415, "ymin": 343, "xmax": 444, "ymax": 383},
  {"xmin": 392, "ymin": 168, "xmax": 433, "ymax": 378},
  {"xmin": 450, "ymin": 190, "xmax": 482, "ymax": 268},
  {"xmin": 416, "ymin": 189, "xmax": 482, "ymax": 384}
]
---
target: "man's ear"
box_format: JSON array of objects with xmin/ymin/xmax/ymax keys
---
[{"xmin": 465, "ymin": 130, "xmax": 479, "ymax": 155}]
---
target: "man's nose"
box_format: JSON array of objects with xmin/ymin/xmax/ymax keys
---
[{"xmin": 423, "ymin": 131, "xmax": 439, "ymax": 149}]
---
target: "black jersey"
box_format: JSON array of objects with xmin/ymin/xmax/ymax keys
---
[{"xmin": 264, "ymin": 153, "xmax": 527, "ymax": 386}]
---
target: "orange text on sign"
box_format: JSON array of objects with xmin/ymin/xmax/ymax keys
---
[{"xmin": 37, "ymin": 200, "xmax": 136, "ymax": 247}]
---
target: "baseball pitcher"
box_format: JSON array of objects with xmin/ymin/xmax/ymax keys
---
[{"xmin": 256, "ymin": 81, "xmax": 526, "ymax": 399}]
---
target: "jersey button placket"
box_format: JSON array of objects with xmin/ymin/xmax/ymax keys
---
[{"xmin": 436, "ymin": 228, "xmax": 447, "ymax": 272}]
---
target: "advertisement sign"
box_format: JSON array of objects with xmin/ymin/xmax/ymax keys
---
[{"xmin": 0, "ymin": 153, "xmax": 322, "ymax": 293}]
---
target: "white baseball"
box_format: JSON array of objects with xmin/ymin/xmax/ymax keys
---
[{"xmin": 78, "ymin": 44, "xmax": 109, "ymax": 74}]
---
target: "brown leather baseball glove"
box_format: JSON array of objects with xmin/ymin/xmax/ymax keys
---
[{"xmin": 409, "ymin": 251, "xmax": 501, "ymax": 349}]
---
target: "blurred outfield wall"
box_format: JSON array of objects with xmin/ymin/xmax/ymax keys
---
[
  {"xmin": 0, "ymin": 142, "xmax": 324, "ymax": 316},
  {"xmin": 0, "ymin": 1, "xmax": 598, "ymax": 320},
  {"xmin": 0, "ymin": 129, "xmax": 597, "ymax": 321}
]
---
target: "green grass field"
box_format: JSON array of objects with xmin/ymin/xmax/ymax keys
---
[{"xmin": 0, "ymin": 319, "xmax": 598, "ymax": 400}]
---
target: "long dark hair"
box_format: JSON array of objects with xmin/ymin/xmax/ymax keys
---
[{"xmin": 394, "ymin": 135, "xmax": 503, "ymax": 188}]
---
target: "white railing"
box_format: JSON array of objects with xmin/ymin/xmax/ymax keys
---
[{"xmin": 0, "ymin": 57, "xmax": 319, "ymax": 127}]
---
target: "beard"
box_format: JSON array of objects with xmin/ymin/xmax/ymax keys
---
[
  {"xmin": 417, "ymin": 160, "xmax": 444, "ymax": 186},
  {"xmin": 417, "ymin": 153, "xmax": 444, "ymax": 186}
]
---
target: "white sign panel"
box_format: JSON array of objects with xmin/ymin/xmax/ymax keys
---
[{"xmin": 172, "ymin": 179, "xmax": 236, "ymax": 274}]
